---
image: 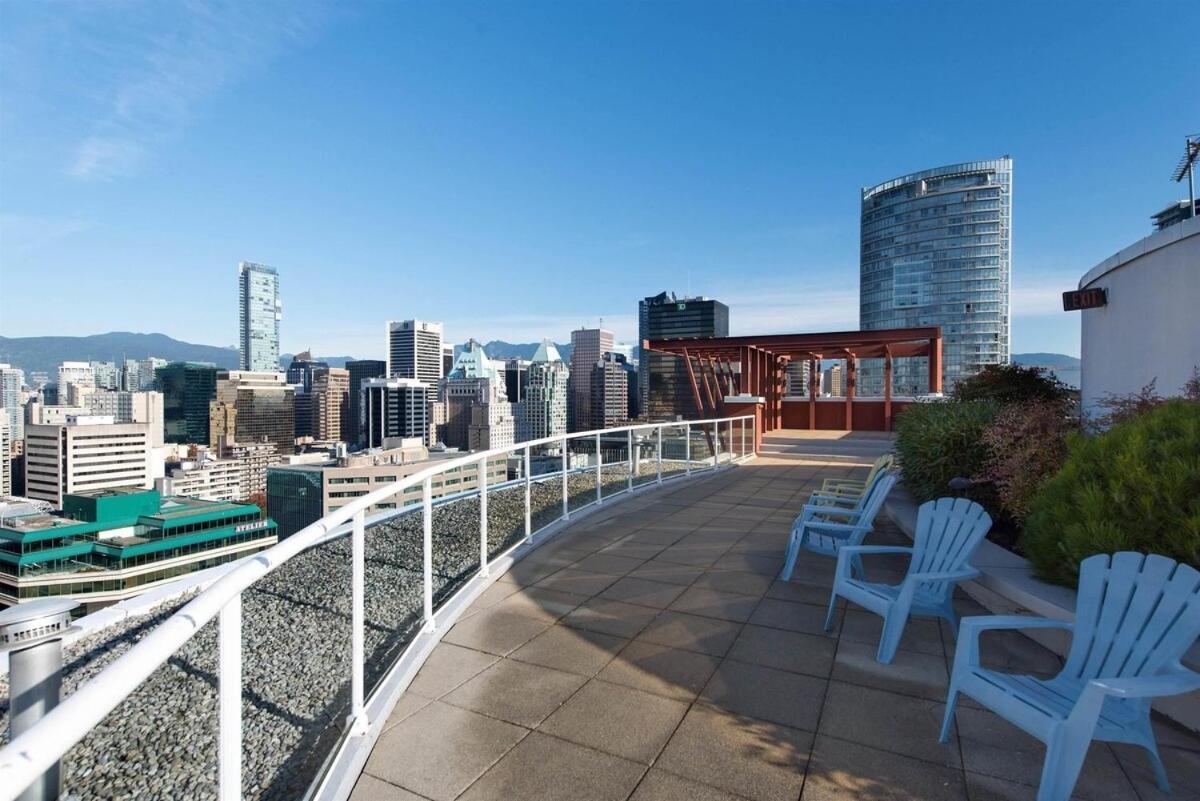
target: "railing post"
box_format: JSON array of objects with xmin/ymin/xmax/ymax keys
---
[
  {"xmin": 740, "ymin": 417, "xmax": 745, "ymax": 459},
  {"xmin": 349, "ymin": 509, "xmax": 367, "ymax": 737},
  {"xmin": 478, "ymin": 456, "xmax": 489, "ymax": 577},
  {"xmin": 656, "ymin": 426, "xmax": 662, "ymax": 484},
  {"xmin": 561, "ymin": 436, "xmax": 569, "ymax": 520},
  {"xmin": 524, "ymin": 445, "xmax": 532, "ymax": 541},
  {"xmin": 218, "ymin": 594, "xmax": 242, "ymax": 801},
  {"xmin": 422, "ymin": 477, "xmax": 434, "ymax": 630},
  {"xmin": 713, "ymin": 422, "xmax": 720, "ymax": 468},
  {"xmin": 685, "ymin": 422, "xmax": 692, "ymax": 475},
  {"xmin": 595, "ymin": 432, "xmax": 602, "ymax": 504},
  {"xmin": 627, "ymin": 428, "xmax": 634, "ymax": 491}
]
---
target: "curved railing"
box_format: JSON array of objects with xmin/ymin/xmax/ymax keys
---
[{"xmin": 0, "ymin": 416, "xmax": 755, "ymax": 801}]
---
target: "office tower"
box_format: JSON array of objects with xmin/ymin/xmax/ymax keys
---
[
  {"xmin": 210, "ymin": 371, "xmax": 295, "ymax": 456},
  {"xmin": 24, "ymin": 417, "xmax": 152, "ymax": 507},
  {"xmin": 823, "ymin": 363, "xmax": 844, "ymax": 397},
  {"xmin": 363, "ymin": 378, "xmax": 430, "ymax": 447},
  {"xmin": 138, "ymin": 357, "xmax": 167, "ymax": 390},
  {"xmin": 0, "ymin": 419, "xmax": 10, "ymax": 497},
  {"xmin": 83, "ymin": 391, "xmax": 165, "ymax": 446},
  {"xmin": 293, "ymin": 391, "xmax": 315, "ymax": 439},
  {"xmin": 238, "ymin": 261, "xmax": 281, "ymax": 372},
  {"xmin": 524, "ymin": 341, "xmax": 569, "ymax": 440},
  {"xmin": 442, "ymin": 345, "xmax": 456, "ymax": 377},
  {"xmin": 441, "ymin": 340, "xmax": 509, "ymax": 450},
  {"xmin": 58, "ymin": 361, "xmax": 95, "ymax": 405},
  {"xmin": 345, "ymin": 360, "xmax": 386, "ymax": 445},
  {"xmin": 0, "ymin": 363, "xmax": 24, "ymax": 443},
  {"xmin": 0, "ymin": 488, "xmax": 275, "ymax": 606},
  {"xmin": 860, "ymin": 158, "xmax": 1012, "ymax": 393},
  {"xmin": 286, "ymin": 351, "xmax": 328, "ymax": 392},
  {"xmin": 569, "ymin": 327, "xmax": 614, "ymax": 432},
  {"xmin": 503, "ymin": 358, "xmax": 530, "ymax": 402},
  {"xmin": 590, "ymin": 353, "xmax": 631, "ymax": 430},
  {"xmin": 639, "ymin": 292, "xmax": 730, "ymax": 420},
  {"xmin": 387, "ymin": 320, "xmax": 444, "ymax": 384},
  {"xmin": 91, "ymin": 361, "xmax": 119, "ymax": 390},
  {"xmin": 157, "ymin": 362, "xmax": 218, "ymax": 444},
  {"xmin": 310, "ymin": 367, "xmax": 349, "ymax": 441}
]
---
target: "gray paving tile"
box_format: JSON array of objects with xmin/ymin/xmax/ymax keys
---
[
  {"xmin": 574, "ymin": 552, "xmax": 648, "ymax": 575},
  {"xmin": 629, "ymin": 769, "xmax": 747, "ymax": 801},
  {"xmin": 636, "ymin": 610, "xmax": 743, "ymax": 656},
  {"xmin": 457, "ymin": 731, "xmax": 645, "ymax": 801},
  {"xmin": 655, "ymin": 705, "xmax": 812, "ymax": 801},
  {"xmin": 509, "ymin": 624, "xmax": 628, "ymax": 676},
  {"xmin": 654, "ymin": 546, "xmax": 727, "ymax": 567},
  {"xmin": 727, "ymin": 624, "xmax": 836, "ymax": 678},
  {"xmin": 669, "ymin": 586, "xmax": 759, "ymax": 622},
  {"xmin": 380, "ymin": 690, "xmax": 434, "ymax": 733},
  {"xmin": 693, "ymin": 569, "xmax": 774, "ymax": 597},
  {"xmin": 598, "ymin": 640, "xmax": 722, "ymax": 701},
  {"xmin": 629, "ymin": 561, "xmax": 707, "ymax": 586},
  {"xmin": 818, "ymin": 682, "xmax": 960, "ymax": 769},
  {"xmin": 406, "ymin": 643, "xmax": 500, "ymax": 699},
  {"xmin": 600, "ymin": 576, "xmax": 689, "ymax": 608},
  {"xmin": 800, "ymin": 735, "xmax": 967, "ymax": 800},
  {"xmin": 441, "ymin": 607, "xmax": 551, "ymax": 656},
  {"xmin": 1111, "ymin": 739, "xmax": 1200, "ymax": 801},
  {"xmin": 832, "ymin": 638, "xmax": 949, "ymax": 701},
  {"xmin": 964, "ymin": 771, "xmax": 1087, "ymax": 801},
  {"xmin": 364, "ymin": 701, "xmax": 526, "ymax": 801},
  {"xmin": 562, "ymin": 597, "xmax": 663, "ymax": 638},
  {"xmin": 350, "ymin": 774, "xmax": 428, "ymax": 801},
  {"xmin": 710, "ymin": 553, "xmax": 785, "ymax": 577},
  {"xmin": 488, "ymin": 585, "xmax": 589, "ymax": 623},
  {"xmin": 747, "ymin": 597, "xmax": 834, "ymax": 636},
  {"xmin": 837, "ymin": 608, "xmax": 945, "ymax": 658},
  {"xmin": 700, "ymin": 660, "xmax": 826, "ymax": 732},
  {"xmin": 539, "ymin": 679, "xmax": 689, "ymax": 763},
  {"xmin": 765, "ymin": 579, "xmax": 835, "ymax": 607},
  {"xmin": 444, "ymin": 658, "xmax": 587, "ymax": 727},
  {"xmin": 534, "ymin": 566, "xmax": 623, "ymax": 596},
  {"xmin": 955, "ymin": 704, "xmax": 1138, "ymax": 801}
]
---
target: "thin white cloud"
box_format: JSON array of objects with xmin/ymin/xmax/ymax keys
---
[
  {"xmin": 0, "ymin": 214, "xmax": 96, "ymax": 262},
  {"xmin": 64, "ymin": 1, "xmax": 328, "ymax": 181}
]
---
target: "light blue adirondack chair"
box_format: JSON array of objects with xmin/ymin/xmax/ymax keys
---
[
  {"xmin": 781, "ymin": 470, "xmax": 896, "ymax": 582},
  {"xmin": 818, "ymin": 453, "xmax": 896, "ymax": 499},
  {"xmin": 823, "ymin": 497, "xmax": 992, "ymax": 664},
  {"xmin": 941, "ymin": 552, "xmax": 1200, "ymax": 801}
]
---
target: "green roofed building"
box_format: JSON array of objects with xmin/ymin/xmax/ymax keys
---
[{"xmin": 0, "ymin": 487, "xmax": 277, "ymax": 610}]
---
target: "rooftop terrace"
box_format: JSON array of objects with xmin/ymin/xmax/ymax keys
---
[{"xmin": 351, "ymin": 437, "xmax": 1200, "ymax": 801}]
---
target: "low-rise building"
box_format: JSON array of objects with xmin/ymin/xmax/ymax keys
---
[
  {"xmin": 155, "ymin": 454, "xmax": 244, "ymax": 503},
  {"xmin": 24, "ymin": 417, "xmax": 153, "ymax": 508},
  {"xmin": 0, "ymin": 487, "xmax": 277, "ymax": 610}
]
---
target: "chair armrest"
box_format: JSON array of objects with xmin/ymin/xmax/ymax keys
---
[
  {"xmin": 951, "ymin": 616, "xmax": 1074, "ymax": 674},
  {"xmin": 835, "ymin": 545, "xmax": 912, "ymax": 581},
  {"xmin": 801, "ymin": 503, "xmax": 859, "ymax": 519},
  {"xmin": 1090, "ymin": 669, "xmax": 1200, "ymax": 700},
  {"xmin": 820, "ymin": 482, "xmax": 865, "ymax": 494},
  {"xmin": 907, "ymin": 567, "xmax": 981, "ymax": 585},
  {"xmin": 808, "ymin": 493, "xmax": 860, "ymax": 508}
]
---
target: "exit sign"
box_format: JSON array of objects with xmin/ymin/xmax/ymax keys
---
[{"xmin": 1062, "ymin": 288, "xmax": 1107, "ymax": 311}]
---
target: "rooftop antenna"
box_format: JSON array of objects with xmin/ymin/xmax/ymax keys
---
[{"xmin": 1170, "ymin": 133, "xmax": 1200, "ymax": 218}]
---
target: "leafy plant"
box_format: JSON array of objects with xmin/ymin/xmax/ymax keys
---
[
  {"xmin": 893, "ymin": 399, "xmax": 1001, "ymax": 513},
  {"xmin": 952, "ymin": 363, "xmax": 1072, "ymax": 406},
  {"xmin": 979, "ymin": 400, "xmax": 1079, "ymax": 525},
  {"xmin": 1022, "ymin": 400, "xmax": 1200, "ymax": 587}
]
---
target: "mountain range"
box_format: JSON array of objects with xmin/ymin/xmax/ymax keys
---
[{"xmin": 0, "ymin": 331, "xmax": 1080, "ymax": 388}]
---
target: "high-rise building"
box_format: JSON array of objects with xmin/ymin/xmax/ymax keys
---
[
  {"xmin": 362, "ymin": 378, "xmax": 430, "ymax": 448},
  {"xmin": 210, "ymin": 371, "xmax": 295, "ymax": 456},
  {"xmin": 441, "ymin": 340, "xmax": 510, "ymax": 450},
  {"xmin": 24, "ymin": 417, "xmax": 153, "ymax": 507},
  {"xmin": 238, "ymin": 261, "xmax": 281, "ymax": 372},
  {"xmin": 216, "ymin": 436, "xmax": 280, "ymax": 499},
  {"xmin": 639, "ymin": 292, "xmax": 729, "ymax": 420},
  {"xmin": 503, "ymin": 358, "xmax": 530, "ymax": 403},
  {"xmin": 590, "ymin": 352, "xmax": 631, "ymax": 430},
  {"xmin": 0, "ymin": 364, "xmax": 24, "ymax": 444},
  {"xmin": 442, "ymin": 345, "xmax": 456, "ymax": 377},
  {"xmin": 345, "ymin": 360, "xmax": 386, "ymax": 445},
  {"xmin": 860, "ymin": 158, "xmax": 1012, "ymax": 393},
  {"xmin": 58, "ymin": 361, "xmax": 95, "ymax": 405},
  {"xmin": 83, "ymin": 391, "xmax": 164, "ymax": 446},
  {"xmin": 569, "ymin": 327, "xmax": 614, "ymax": 432},
  {"xmin": 138, "ymin": 357, "xmax": 167, "ymax": 390},
  {"xmin": 823, "ymin": 363, "xmax": 844, "ymax": 397},
  {"xmin": 0, "ymin": 419, "xmax": 10, "ymax": 497},
  {"xmin": 91, "ymin": 361, "xmax": 119, "ymax": 390},
  {"xmin": 310, "ymin": 367, "xmax": 349, "ymax": 442},
  {"xmin": 157, "ymin": 362, "xmax": 218, "ymax": 445},
  {"xmin": 524, "ymin": 340, "xmax": 569, "ymax": 441},
  {"xmin": 387, "ymin": 320, "xmax": 444, "ymax": 384},
  {"xmin": 285, "ymin": 351, "xmax": 328, "ymax": 392}
]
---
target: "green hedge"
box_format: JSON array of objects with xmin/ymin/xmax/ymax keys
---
[
  {"xmin": 893, "ymin": 400, "xmax": 1001, "ymax": 513},
  {"xmin": 1023, "ymin": 400, "xmax": 1200, "ymax": 587}
]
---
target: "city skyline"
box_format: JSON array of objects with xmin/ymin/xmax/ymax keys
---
[{"xmin": 3, "ymin": 3, "xmax": 1197, "ymax": 359}]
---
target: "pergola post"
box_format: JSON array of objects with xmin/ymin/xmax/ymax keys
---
[
  {"xmin": 774, "ymin": 356, "xmax": 785, "ymax": 429},
  {"xmin": 682, "ymin": 348, "xmax": 706, "ymax": 418},
  {"xmin": 844, "ymin": 349, "xmax": 856, "ymax": 432},
  {"xmin": 809, "ymin": 356, "xmax": 818, "ymax": 430},
  {"xmin": 884, "ymin": 346, "xmax": 894, "ymax": 432},
  {"xmin": 929, "ymin": 334, "xmax": 943, "ymax": 394}
]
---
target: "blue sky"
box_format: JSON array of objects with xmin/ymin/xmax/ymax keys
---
[{"xmin": 1, "ymin": 1, "xmax": 1196, "ymax": 359}]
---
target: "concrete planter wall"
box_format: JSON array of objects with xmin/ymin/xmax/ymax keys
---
[{"xmin": 884, "ymin": 485, "xmax": 1200, "ymax": 733}]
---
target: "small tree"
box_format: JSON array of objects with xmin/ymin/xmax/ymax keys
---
[
  {"xmin": 951, "ymin": 363, "xmax": 1072, "ymax": 405},
  {"xmin": 979, "ymin": 400, "xmax": 1079, "ymax": 525},
  {"xmin": 893, "ymin": 400, "xmax": 1001, "ymax": 514}
]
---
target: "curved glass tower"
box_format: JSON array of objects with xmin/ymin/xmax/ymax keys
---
[{"xmin": 859, "ymin": 158, "xmax": 1012, "ymax": 394}]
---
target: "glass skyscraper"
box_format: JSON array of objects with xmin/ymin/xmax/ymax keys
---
[
  {"xmin": 238, "ymin": 261, "xmax": 281, "ymax": 372},
  {"xmin": 859, "ymin": 158, "xmax": 1012, "ymax": 394},
  {"xmin": 638, "ymin": 292, "xmax": 729, "ymax": 421}
]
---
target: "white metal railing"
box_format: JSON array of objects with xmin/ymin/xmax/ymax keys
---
[{"xmin": 0, "ymin": 415, "xmax": 755, "ymax": 801}]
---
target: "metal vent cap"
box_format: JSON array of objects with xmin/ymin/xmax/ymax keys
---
[{"xmin": 0, "ymin": 599, "xmax": 79, "ymax": 651}]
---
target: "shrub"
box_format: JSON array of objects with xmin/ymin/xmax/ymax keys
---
[
  {"xmin": 893, "ymin": 400, "xmax": 1001, "ymax": 513},
  {"xmin": 952, "ymin": 363, "xmax": 1072, "ymax": 406},
  {"xmin": 1092, "ymin": 366, "xmax": 1200, "ymax": 430},
  {"xmin": 979, "ymin": 401, "xmax": 1079, "ymax": 525},
  {"xmin": 1022, "ymin": 400, "xmax": 1200, "ymax": 587}
]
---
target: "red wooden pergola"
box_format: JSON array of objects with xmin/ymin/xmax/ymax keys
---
[{"xmin": 643, "ymin": 327, "xmax": 942, "ymax": 435}]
